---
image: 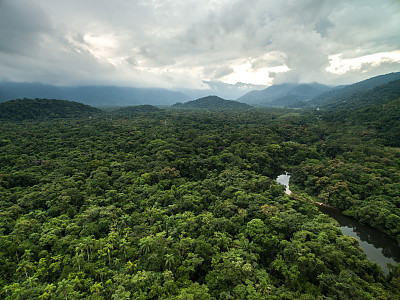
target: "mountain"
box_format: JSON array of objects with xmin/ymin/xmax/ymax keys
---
[
  {"xmin": 0, "ymin": 82, "xmax": 190, "ymax": 107},
  {"xmin": 178, "ymin": 81, "xmax": 268, "ymax": 100},
  {"xmin": 319, "ymin": 79, "xmax": 400, "ymax": 111},
  {"xmin": 237, "ymin": 82, "xmax": 333, "ymax": 106},
  {"xmin": 309, "ymin": 72, "xmax": 400, "ymax": 108},
  {"xmin": 172, "ymin": 95, "xmax": 252, "ymax": 110},
  {"xmin": 0, "ymin": 98, "xmax": 102, "ymax": 121},
  {"xmin": 319, "ymin": 80, "xmax": 400, "ymax": 146},
  {"xmin": 367, "ymin": 97, "xmax": 400, "ymax": 146}
]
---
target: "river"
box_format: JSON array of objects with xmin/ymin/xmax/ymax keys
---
[
  {"xmin": 276, "ymin": 172, "xmax": 292, "ymax": 195},
  {"xmin": 276, "ymin": 173, "xmax": 400, "ymax": 273}
]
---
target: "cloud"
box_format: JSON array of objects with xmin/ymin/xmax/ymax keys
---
[
  {"xmin": 0, "ymin": 0, "xmax": 52, "ymax": 55},
  {"xmin": 0, "ymin": 0, "xmax": 399, "ymax": 89}
]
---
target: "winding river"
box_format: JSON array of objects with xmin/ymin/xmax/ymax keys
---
[{"xmin": 276, "ymin": 173, "xmax": 400, "ymax": 273}]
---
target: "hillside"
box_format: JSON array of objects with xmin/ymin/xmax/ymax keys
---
[
  {"xmin": 319, "ymin": 79, "xmax": 400, "ymax": 111},
  {"xmin": 355, "ymin": 97, "xmax": 400, "ymax": 146},
  {"xmin": 319, "ymin": 80, "xmax": 400, "ymax": 146},
  {"xmin": 0, "ymin": 82, "xmax": 190, "ymax": 107},
  {"xmin": 173, "ymin": 95, "xmax": 251, "ymax": 109},
  {"xmin": 309, "ymin": 72, "xmax": 400, "ymax": 108},
  {"xmin": 0, "ymin": 98, "xmax": 102, "ymax": 120},
  {"xmin": 237, "ymin": 83, "xmax": 333, "ymax": 106}
]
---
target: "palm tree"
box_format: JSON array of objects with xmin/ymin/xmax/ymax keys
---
[
  {"xmin": 119, "ymin": 237, "xmax": 131, "ymax": 260},
  {"xmin": 164, "ymin": 253, "xmax": 176, "ymax": 271},
  {"xmin": 139, "ymin": 236, "xmax": 153, "ymax": 254},
  {"xmin": 104, "ymin": 242, "xmax": 114, "ymax": 267},
  {"xmin": 71, "ymin": 252, "xmax": 84, "ymax": 271},
  {"xmin": 90, "ymin": 282, "xmax": 103, "ymax": 296},
  {"xmin": 56, "ymin": 279, "xmax": 73, "ymax": 300}
]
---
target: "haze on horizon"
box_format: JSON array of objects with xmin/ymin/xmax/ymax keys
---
[{"xmin": 0, "ymin": 0, "xmax": 399, "ymax": 92}]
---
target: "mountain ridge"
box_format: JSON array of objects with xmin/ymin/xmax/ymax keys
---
[
  {"xmin": 237, "ymin": 82, "xmax": 334, "ymax": 106},
  {"xmin": 309, "ymin": 71, "xmax": 400, "ymax": 108},
  {"xmin": 319, "ymin": 79, "xmax": 400, "ymax": 111}
]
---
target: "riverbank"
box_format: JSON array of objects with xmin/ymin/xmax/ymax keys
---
[{"xmin": 277, "ymin": 174, "xmax": 400, "ymax": 273}]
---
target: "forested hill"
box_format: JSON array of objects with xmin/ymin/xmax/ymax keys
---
[
  {"xmin": 319, "ymin": 79, "xmax": 400, "ymax": 111},
  {"xmin": 173, "ymin": 95, "xmax": 251, "ymax": 109},
  {"xmin": 309, "ymin": 71, "xmax": 400, "ymax": 108},
  {"xmin": 237, "ymin": 83, "xmax": 333, "ymax": 107},
  {"xmin": 319, "ymin": 79, "xmax": 400, "ymax": 146},
  {"xmin": 0, "ymin": 98, "xmax": 102, "ymax": 120},
  {"xmin": 354, "ymin": 97, "xmax": 400, "ymax": 146}
]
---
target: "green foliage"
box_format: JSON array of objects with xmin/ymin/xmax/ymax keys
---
[
  {"xmin": 0, "ymin": 107, "xmax": 399, "ymax": 298},
  {"xmin": 321, "ymin": 79, "xmax": 400, "ymax": 111},
  {"xmin": 111, "ymin": 105, "xmax": 161, "ymax": 116},
  {"xmin": 0, "ymin": 98, "xmax": 103, "ymax": 121}
]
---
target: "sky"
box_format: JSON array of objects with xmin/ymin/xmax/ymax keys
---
[{"xmin": 0, "ymin": 0, "xmax": 399, "ymax": 90}]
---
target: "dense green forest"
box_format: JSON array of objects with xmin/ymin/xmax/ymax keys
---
[
  {"xmin": 1, "ymin": 95, "xmax": 400, "ymax": 299},
  {"xmin": 0, "ymin": 99, "xmax": 103, "ymax": 121}
]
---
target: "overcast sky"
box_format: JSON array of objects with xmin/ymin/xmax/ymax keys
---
[{"xmin": 0, "ymin": 0, "xmax": 399, "ymax": 89}]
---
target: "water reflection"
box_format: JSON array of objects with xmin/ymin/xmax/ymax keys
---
[
  {"xmin": 275, "ymin": 173, "xmax": 400, "ymax": 274},
  {"xmin": 318, "ymin": 205, "xmax": 400, "ymax": 273}
]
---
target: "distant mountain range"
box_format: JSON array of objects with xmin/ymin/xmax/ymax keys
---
[
  {"xmin": 1, "ymin": 72, "xmax": 399, "ymax": 108},
  {"xmin": 178, "ymin": 81, "xmax": 268, "ymax": 100},
  {"xmin": 236, "ymin": 72, "xmax": 400, "ymax": 108},
  {"xmin": 173, "ymin": 95, "xmax": 251, "ymax": 110},
  {"xmin": 237, "ymin": 82, "xmax": 334, "ymax": 107},
  {"xmin": 0, "ymin": 82, "xmax": 190, "ymax": 107},
  {"xmin": 0, "ymin": 80, "xmax": 264, "ymax": 107},
  {"xmin": 1, "ymin": 74, "xmax": 399, "ymax": 134}
]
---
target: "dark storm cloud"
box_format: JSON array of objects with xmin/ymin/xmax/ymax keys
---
[
  {"xmin": 0, "ymin": 0, "xmax": 52, "ymax": 55},
  {"xmin": 0, "ymin": 0, "xmax": 399, "ymax": 88}
]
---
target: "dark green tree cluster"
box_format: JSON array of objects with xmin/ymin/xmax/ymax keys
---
[
  {"xmin": 291, "ymin": 152, "xmax": 400, "ymax": 239},
  {"xmin": 0, "ymin": 98, "xmax": 102, "ymax": 121},
  {"xmin": 1, "ymin": 107, "xmax": 399, "ymax": 299}
]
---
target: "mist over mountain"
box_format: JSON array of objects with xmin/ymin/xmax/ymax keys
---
[
  {"xmin": 0, "ymin": 82, "xmax": 190, "ymax": 107},
  {"xmin": 178, "ymin": 81, "xmax": 268, "ymax": 100},
  {"xmin": 237, "ymin": 82, "xmax": 334, "ymax": 106},
  {"xmin": 0, "ymin": 80, "xmax": 265, "ymax": 107},
  {"xmin": 1, "ymin": 72, "xmax": 399, "ymax": 109}
]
